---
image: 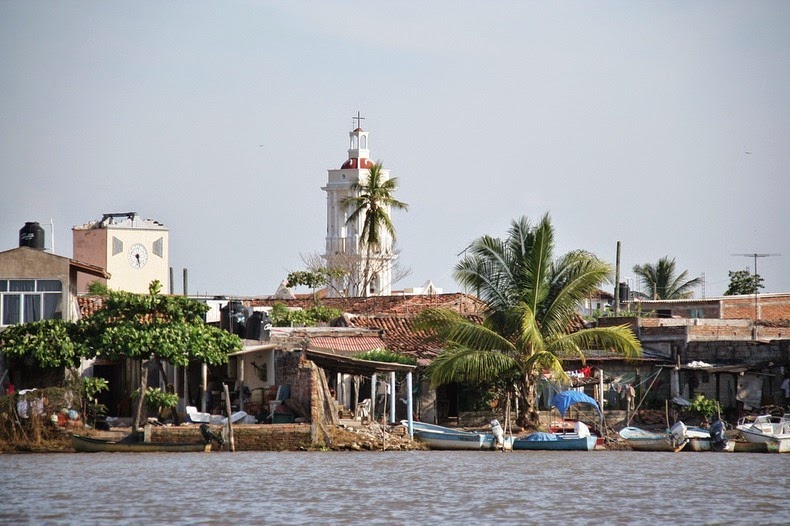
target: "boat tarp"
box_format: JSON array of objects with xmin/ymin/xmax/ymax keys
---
[
  {"xmin": 524, "ymin": 432, "xmax": 558, "ymax": 442},
  {"xmin": 550, "ymin": 391, "xmax": 602, "ymax": 417}
]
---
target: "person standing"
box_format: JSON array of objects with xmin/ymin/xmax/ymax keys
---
[{"xmin": 780, "ymin": 373, "xmax": 790, "ymax": 408}]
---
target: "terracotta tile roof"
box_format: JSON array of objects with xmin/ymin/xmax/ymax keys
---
[
  {"xmin": 339, "ymin": 314, "xmax": 484, "ymax": 366},
  {"xmin": 245, "ymin": 292, "xmax": 486, "ymax": 316},
  {"xmin": 308, "ymin": 336, "xmax": 386, "ymax": 355}
]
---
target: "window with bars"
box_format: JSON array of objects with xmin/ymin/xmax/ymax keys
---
[{"xmin": 0, "ymin": 279, "xmax": 63, "ymax": 326}]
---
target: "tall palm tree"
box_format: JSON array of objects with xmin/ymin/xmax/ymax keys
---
[
  {"xmin": 341, "ymin": 161, "xmax": 408, "ymax": 296},
  {"xmin": 632, "ymin": 256, "xmax": 701, "ymax": 300},
  {"xmin": 415, "ymin": 214, "xmax": 641, "ymax": 427}
]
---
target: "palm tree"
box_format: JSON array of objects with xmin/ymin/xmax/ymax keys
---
[
  {"xmin": 632, "ymin": 256, "xmax": 701, "ymax": 300},
  {"xmin": 415, "ymin": 214, "xmax": 641, "ymax": 427},
  {"xmin": 341, "ymin": 161, "xmax": 408, "ymax": 296}
]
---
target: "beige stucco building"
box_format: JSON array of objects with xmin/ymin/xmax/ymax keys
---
[{"xmin": 72, "ymin": 212, "xmax": 169, "ymax": 294}]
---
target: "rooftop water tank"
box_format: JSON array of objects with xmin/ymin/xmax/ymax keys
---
[{"xmin": 19, "ymin": 222, "xmax": 45, "ymax": 250}]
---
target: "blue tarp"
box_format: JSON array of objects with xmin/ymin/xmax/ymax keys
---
[{"xmin": 550, "ymin": 391, "xmax": 602, "ymax": 417}]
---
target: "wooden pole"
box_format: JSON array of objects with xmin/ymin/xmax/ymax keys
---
[
  {"xmin": 665, "ymin": 399, "xmax": 670, "ymax": 430},
  {"xmin": 389, "ymin": 371, "xmax": 396, "ymax": 424},
  {"xmin": 614, "ymin": 241, "xmax": 621, "ymax": 315},
  {"xmin": 223, "ymin": 383, "xmax": 235, "ymax": 452},
  {"xmin": 599, "ymin": 369, "xmax": 605, "ymax": 435},
  {"xmin": 370, "ymin": 373, "xmax": 377, "ymax": 423}
]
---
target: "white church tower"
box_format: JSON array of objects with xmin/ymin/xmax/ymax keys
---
[{"xmin": 322, "ymin": 114, "xmax": 395, "ymax": 297}]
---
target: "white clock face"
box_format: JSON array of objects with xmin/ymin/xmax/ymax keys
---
[{"xmin": 127, "ymin": 243, "xmax": 148, "ymax": 269}]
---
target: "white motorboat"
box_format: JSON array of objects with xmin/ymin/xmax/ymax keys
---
[{"xmin": 736, "ymin": 414, "xmax": 790, "ymax": 453}]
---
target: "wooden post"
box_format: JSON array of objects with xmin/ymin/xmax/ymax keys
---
[
  {"xmin": 389, "ymin": 371, "xmax": 396, "ymax": 424},
  {"xmin": 133, "ymin": 361, "xmax": 149, "ymax": 431},
  {"xmin": 599, "ymin": 368, "xmax": 605, "ymax": 435},
  {"xmin": 406, "ymin": 372, "xmax": 414, "ymax": 438},
  {"xmin": 370, "ymin": 373, "xmax": 377, "ymax": 423},
  {"xmin": 223, "ymin": 383, "xmax": 235, "ymax": 452}
]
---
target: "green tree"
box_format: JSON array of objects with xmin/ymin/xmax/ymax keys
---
[
  {"xmin": 286, "ymin": 270, "xmax": 327, "ymax": 303},
  {"xmin": 341, "ymin": 161, "xmax": 408, "ymax": 296},
  {"xmin": 415, "ymin": 214, "xmax": 641, "ymax": 427},
  {"xmin": 632, "ymin": 256, "xmax": 701, "ymax": 300},
  {"xmin": 724, "ymin": 269, "xmax": 764, "ymax": 295},
  {"xmin": 1, "ymin": 280, "xmax": 242, "ymax": 430}
]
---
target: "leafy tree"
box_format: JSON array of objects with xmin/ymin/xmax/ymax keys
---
[
  {"xmin": 724, "ymin": 269, "xmax": 764, "ymax": 296},
  {"xmin": 687, "ymin": 394, "xmax": 718, "ymax": 422},
  {"xmin": 341, "ymin": 161, "xmax": 408, "ymax": 296},
  {"xmin": 286, "ymin": 270, "xmax": 327, "ymax": 303},
  {"xmin": 269, "ymin": 303, "xmax": 342, "ymax": 327},
  {"xmin": 1, "ymin": 280, "xmax": 242, "ymax": 429},
  {"xmin": 632, "ymin": 256, "xmax": 701, "ymax": 300},
  {"xmin": 0, "ymin": 319, "xmax": 82, "ymax": 368},
  {"xmin": 415, "ymin": 214, "xmax": 641, "ymax": 427}
]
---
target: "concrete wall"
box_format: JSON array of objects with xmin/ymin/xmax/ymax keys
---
[{"xmin": 150, "ymin": 424, "xmax": 312, "ymax": 451}]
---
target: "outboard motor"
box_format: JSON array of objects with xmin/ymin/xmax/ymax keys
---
[
  {"xmin": 709, "ymin": 419, "xmax": 729, "ymax": 452},
  {"xmin": 491, "ymin": 419, "xmax": 505, "ymax": 450},
  {"xmin": 670, "ymin": 421, "xmax": 688, "ymax": 448}
]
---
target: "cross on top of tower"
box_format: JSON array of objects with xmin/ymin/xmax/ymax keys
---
[{"xmin": 352, "ymin": 111, "xmax": 365, "ymax": 130}]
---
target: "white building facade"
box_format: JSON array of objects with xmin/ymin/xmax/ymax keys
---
[{"xmin": 322, "ymin": 120, "xmax": 395, "ymax": 297}]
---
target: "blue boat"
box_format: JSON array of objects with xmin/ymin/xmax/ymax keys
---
[{"xmin": 512, "ymin": 430, "xmax": 598, "ymax": 451}]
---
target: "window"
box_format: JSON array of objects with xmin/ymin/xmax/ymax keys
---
[
  {"xmin": 153, "ymin": 237, "xmax": 164, "ymax": 258},
  {"xmin": 689, "ymin": 309, "xmax": 705, "ymax": 319},
  {"xmin": 0, "ymin": 279, "xmax": 63, "ymax": 326}
]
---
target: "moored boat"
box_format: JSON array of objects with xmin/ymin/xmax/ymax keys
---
[
  {"xmin": 404, "ymin": 421, "xmax": 504, "ymax": 450},
  {"xmin": 72, "ymin": 433, "xmax": 210, "ymax": 453},
  {"xmin": 684, "ymin": 425, "xmax": 735, "ymax": 452},
  {"xmin": 619, "ymin": 422, "xmax": 688, "ymax": 452},
  {"xmin": 512, "ymin": 432, "xmax": 597, "ymax": 451},
  {"xmin": 735, "ymin": 414, "xmax": 790, "ymax": 453}
]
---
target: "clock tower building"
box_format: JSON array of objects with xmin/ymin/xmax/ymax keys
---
[{"xmin": 73, "ymin": 212, "xmax": 169, "ymax": 294}]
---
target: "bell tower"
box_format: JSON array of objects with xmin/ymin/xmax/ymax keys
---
[{"xmin": 322, "ymin": 113, "xmax": 394, "ymax": 297}]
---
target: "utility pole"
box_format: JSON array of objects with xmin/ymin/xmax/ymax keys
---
[
  {"xmin": 731, "ymin": 253, "xmax": 780, "ymax": 334},
  {"xmin": 614, "ymin": 241, "xmax": 621, "ymax": 315}
]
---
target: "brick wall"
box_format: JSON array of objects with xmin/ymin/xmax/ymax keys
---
[{"xmin": 722, "ymin": 295, "xmax": 790, "ymax": 321}]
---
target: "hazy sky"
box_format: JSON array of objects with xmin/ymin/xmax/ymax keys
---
[{"xmin": 1, "ymin": 1, "xmax": 788, "ymax": 297}]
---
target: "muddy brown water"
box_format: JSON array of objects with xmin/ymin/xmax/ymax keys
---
[{"xmin": 1, "ymin": 450, "xmax": 788, "ymax": 525}]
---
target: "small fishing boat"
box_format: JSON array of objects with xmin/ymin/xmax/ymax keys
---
[
  {"xmin": 72, "ymin": 433, "xmax": 210, "ymax": 453},
  {"xmin": 684, "ymin": 425, "xmax": 735, "ymax": 452},
  {"xmin": 404, "ymin": 421, "xmax": 503, "ymax": 450},
  {"xmin": 619, "ymin": 422, "xmax": 689, "ymax": 452},
  {"xmin": 512, "ymin": 432, "xmax": 597, "ymax": 451},
  {"xmin": 736, "ymin": 414, "xmax": 790, "ymax": 453}
]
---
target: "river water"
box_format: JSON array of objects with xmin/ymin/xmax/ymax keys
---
[{"xmin": 1, "ymin": 450, "xmax": 788, "ymax": 525}]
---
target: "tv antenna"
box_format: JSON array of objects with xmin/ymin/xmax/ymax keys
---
[
  {"xmin": 731, "ymin": 253, "xmax": 781, "ymax": 277},
  {"xmin": 731, "ymin": 253, "xmax": 780, "ymax": 328}
]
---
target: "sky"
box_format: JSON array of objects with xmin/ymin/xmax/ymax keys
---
[{"xmin": 1, "ymin": 1, "xmax": 788, "ymax": 298}]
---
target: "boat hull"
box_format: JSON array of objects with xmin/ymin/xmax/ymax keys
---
[
  {"xmin": 736, "ymin": 414, "xmax": 790, "ymax": 453},
  {"xmin": 405, "ymin": 421, "xmax": 505, "ymax": 450},
  {"xmin": 72, "ymin": 434, "xmax": 210, "ymax": 453},
  {"xmin": 684, "ymin": 437, "xmax": 735, "ymax": 452},
  {"xmin": 512, "ymin": 435, "xmax": 597, "ymax": 451},
  {"xmin": 619, "ymin": 426, "xmax": 687, "ymax": 452}
]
